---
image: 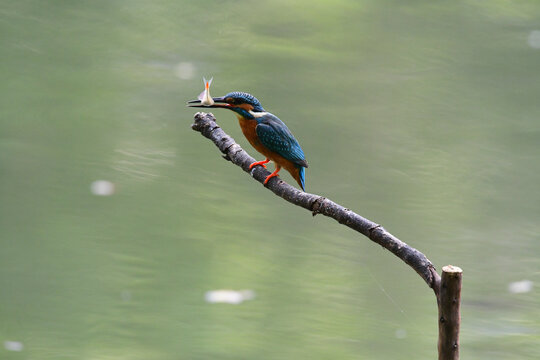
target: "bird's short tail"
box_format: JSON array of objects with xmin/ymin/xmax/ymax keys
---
[{"xmin": 297, "ymin": 166, "xmax": 306, "ymax": 191}]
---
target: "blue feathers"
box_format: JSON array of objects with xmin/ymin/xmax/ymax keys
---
[
  {"xmin": 224, "ymin": 92, "xmax": 264, "ymax": 112},
  {"xmin": 217, "ymin": 91, "xmax": 308, "ymax": 190},
  {"xmin": 298, "ymin": 167, "xmax": 306, "ymax": 191},
  {"xmin": 255, "ymin": 113, "xmax": 308, "ymax": 169}
]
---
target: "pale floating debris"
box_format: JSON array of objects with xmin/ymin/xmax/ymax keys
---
[
  {"xmin": 4, "ymin": 341, "xmax": 23, "ymax": 352},
  {"xmin": 174, "ymin": 62, "xmax": 195, "ymax": 80},
  {"xmin": 508, "ymin": 280, "xmax": 533, "ymax": 294},
  {"xmin": 121, "ymin": 290, "xmax": 132, "ymax": 302},
  {"xmin": 395, "ymin": 328, "xmax": 407, "ymax": 339},
  {"xmin": 205, "ymin": 289, "xmax": 255, "ymax": 304},
  {"xmin": 90, "ymin": 180, "xmax": 115, "ymax": 196},
  {"xmin": 527, "ymin": 30, "xmax": 540, "ymax": 49}
]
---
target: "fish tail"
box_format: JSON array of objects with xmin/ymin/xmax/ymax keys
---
[{"xmin": 204, "ymin": 76, "xmax": 213, "ymax": 90}]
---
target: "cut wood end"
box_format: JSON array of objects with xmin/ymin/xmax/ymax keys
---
[{"xmin": 442, "ymin": 265, "xmax": 463, "ymax": 274}]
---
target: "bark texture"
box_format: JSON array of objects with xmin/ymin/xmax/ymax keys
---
[{"xmin": 438, "ymin": 265, "xmax": 463, "ymax": 360}]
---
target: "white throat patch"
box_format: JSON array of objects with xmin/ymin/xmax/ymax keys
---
[{"xmin": 249, "ymin": 110, "xmax": 268, "ymax": 118}]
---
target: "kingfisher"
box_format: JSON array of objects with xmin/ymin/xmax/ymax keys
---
[{"xmin": 188, "ymin": 91, "xmax": 308, "ymax": 191}]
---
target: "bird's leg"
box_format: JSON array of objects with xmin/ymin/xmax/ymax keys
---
[
  {"xmin": 249, "ymin": 158, "xmax": 270, "ymax": 169},
  {"xmin": 264, "ymin": 165, "xmax": 281, "ymax": 185}
]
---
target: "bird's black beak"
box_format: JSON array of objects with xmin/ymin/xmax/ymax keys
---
[{"xmin": 187, "ymin": 96, "xmax": 230, "ymax": 108}]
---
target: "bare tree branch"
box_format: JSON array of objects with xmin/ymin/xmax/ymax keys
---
[
  {"xmin": 191, "ymin": 111, "xmax": 464, "ymax": 359},
  {"xmin": 191, "ymin": 111, "xmax": 441, "ymax": 292}
]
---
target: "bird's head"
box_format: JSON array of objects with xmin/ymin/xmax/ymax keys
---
[{"xmin": 188, "ymin": 91, "xmax": 265, "ymax": 119}]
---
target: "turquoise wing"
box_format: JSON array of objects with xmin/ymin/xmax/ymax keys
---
[{"xmin": 255, "ymin": 113, "xmax": 308, "ymax": 168}]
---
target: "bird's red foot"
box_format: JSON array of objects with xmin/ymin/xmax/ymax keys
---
[
  {"xmin": 263, "ymin": 169, "xmax": 281, "ymax": 185},
  {"xmin": 249, "ymin": 158, "xmax": 270, "ymax": 170}
]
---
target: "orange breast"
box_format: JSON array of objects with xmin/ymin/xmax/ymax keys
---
[
  {"xmin": 237, "ymin": 116, "xmax": 302, "ymax": 186},
  {"xmin": 238, "ymin": 116, "xmax": 279, "ymax": 161}
]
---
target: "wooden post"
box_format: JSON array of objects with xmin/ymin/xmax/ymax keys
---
[{"xmin": 438, "ymin": 265, "xmax": 462, "ymax": 360}]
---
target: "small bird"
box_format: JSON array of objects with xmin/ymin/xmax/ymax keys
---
[{"xmin": 189, "ymin": 91, "xmax": 308, "ymax": 190}]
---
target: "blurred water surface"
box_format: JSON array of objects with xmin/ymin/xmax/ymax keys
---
[{"xmin": 1, "ymin": 1, "xmax": 539, "ymax": 359}]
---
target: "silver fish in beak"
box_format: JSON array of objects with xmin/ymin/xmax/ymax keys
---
[
  {"xmin": 198, "ymin": 76, "xmax": 213, "ymax": 106},
  {"xmin": 188, "ymin": 77, "xmax": 230, "ymax": 108}
]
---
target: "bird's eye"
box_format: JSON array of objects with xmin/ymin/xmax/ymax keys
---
[{"xmin": 226, "ymin": 97, "xmax": 235, "ymax": 104}]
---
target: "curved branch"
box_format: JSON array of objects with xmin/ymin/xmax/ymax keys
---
[{"xmin": 191, "ymin": 112, "xmax": 441, "ymax": 292}]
